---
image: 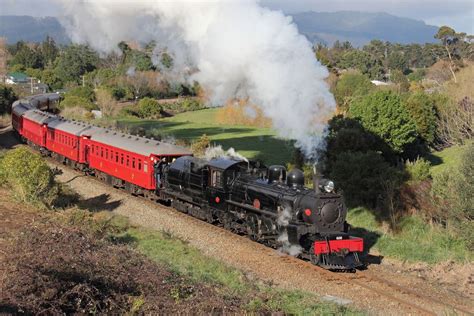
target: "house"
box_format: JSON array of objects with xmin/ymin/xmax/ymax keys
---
[{"xmin": 6, "ymin": 72, "xmax": 28, "ymax": 84}]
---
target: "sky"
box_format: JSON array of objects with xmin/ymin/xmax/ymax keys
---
[{"xmin": 0, "ymin": 0, "xmax": 472, "ymax": 34}]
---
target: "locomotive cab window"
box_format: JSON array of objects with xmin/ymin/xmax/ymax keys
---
[{"xmin": 210, "ymin": 170, "xmax": 223, "ymax": 188}]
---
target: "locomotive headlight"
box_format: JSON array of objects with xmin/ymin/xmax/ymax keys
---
[{"xmin": 324, "ymin": 180, "xmax": 335, "ymax": 193}]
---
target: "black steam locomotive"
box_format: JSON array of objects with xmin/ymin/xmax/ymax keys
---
[{"xmin": 159, "ymin": 155, "xmax": 364, "ymax": 270}]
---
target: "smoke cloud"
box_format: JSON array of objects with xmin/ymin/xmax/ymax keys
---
[{"xmin": 54, "ymin": 0, "xmax": 336, "ymax": 159}]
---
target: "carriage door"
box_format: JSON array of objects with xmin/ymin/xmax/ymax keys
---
[{"xmin": 208, "ymin": 168, "xmax": 225, "ymax": 208}]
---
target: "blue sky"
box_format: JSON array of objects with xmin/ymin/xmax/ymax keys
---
[{"xmin": 1, "ymin": 0, "xmax": 472, "ymax": 33}]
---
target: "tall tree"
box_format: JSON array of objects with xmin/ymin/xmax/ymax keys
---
[
  {"xmin": 434, "ymin": 26, "xmax": 465, "ymax": 83},
  {"xmin": 54, "ymin": 45, "xmax": 99, "ymax": 84},
  {"xmin": 40, "ymin": 36, "xmax": 58, "ymax": 66}
]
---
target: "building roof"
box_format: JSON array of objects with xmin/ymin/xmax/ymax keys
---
[{"xmin": 7, "ymin": 72, "xmax": 28, "ymax": 82}]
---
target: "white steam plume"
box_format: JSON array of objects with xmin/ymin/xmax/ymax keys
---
[
  {"xmin": 204, "ymin": 145, "xmax": 249, "ymax": 162},
  {"xmin": 54, "ymin": 0, "xmax": 336, "ymax": 159},
  {"xmin": 277, "ymin": 205, "xmax": 303, "ymax": 257}
]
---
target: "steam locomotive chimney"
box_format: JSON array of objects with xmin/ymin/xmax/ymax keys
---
[{"xmin": 313, "ymin": 163, "xmax": 320, "ymax": 193}]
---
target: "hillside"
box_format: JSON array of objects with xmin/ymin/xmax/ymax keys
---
[
  {"xmin": 1, "ymin": 12, "xmax": 439, "ymax": 46},
  {"xmin": 292, "ymin": 11, "xmax": 439, "ymax": 46},
  {"xmin": 0, "ymin": 16, "xmax": 69, "ymax": 44}
]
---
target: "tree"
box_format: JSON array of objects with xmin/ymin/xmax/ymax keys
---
[
  {"xmin": 434, "ymin": 26, "xmax": 465, "ymax": 83},
  {"xmin": 9, "ymin": 41, "xmax": 43, "ymax": 69},
  {"xmin": 40, "ymin": 36, "xmax": 58, "ymax": 66},
  {"xmin": 338, "ymin": 50, "xmax": 384, "ymax": 79},
  {"xmin": 349, "ymin": 91, "xmax": 418, "ymax": 154},
  {"xmin": 329, "ymin": 151, "xmax": 401, "ymax": 209},
  {"xmin": 333, "ymin": 72, "xmax": 373, "ymax": 111},
  {"xmin": 95, "ymin": 88, "xmax": 117, "ymax": 117},
  {"xmin": 160, "ymin": 52, "xmax": 173, "ymax": 69},
  {"xmin": 54, "ymin": 45, "xmax": 99, "ymax": 84},
  {"xmin": 321, "ymin": 115, "xmax": 395, "ymax": 172},
  {"xmin": 41, "ymin": 69, "xmax": 63, "ymax": 90},
  {"xmin": 387, "ymin": 51, "xmax": 408, "ymax": 73},
  {"xmin": 0, "ymin": 85, "xmax": 17, "ymax": 114}
]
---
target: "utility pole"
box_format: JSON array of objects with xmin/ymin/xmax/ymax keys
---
[
  {"xmin": 30, "ymin": 77, "xmax": 34, "ymax": 94},
  {"xmin": 82, "ymin": 75, "xmax": 85, "ymax": 87}
]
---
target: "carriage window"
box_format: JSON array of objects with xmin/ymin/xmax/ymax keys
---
[
  {"xmin": 211, "ymin": 170, "xmax": 223, "ymax": 188},
  {"xmin": 132, "ymin": 158, "xmax": 136, "ymax": 169},
  {"xmin": 105, "ymin": 149, "xmax": 108, "ymax": 159},
  {"xmin": 126, "ymin": 156, "xmax": 130, "ymax": 167},
  {"xmin": 116, "ymin": 153, "xmax": 119, "ymax": 163},
  {"xmin": 121, "ymin": 154, "xmax": 124, "ymax": 165},
  {"xmin": 144, "ymin": 163, "xmax": 148, "ymax": 172},
  {"xmin": 138, "ymin": 159, "xmax": 142, "ymax": 170}
]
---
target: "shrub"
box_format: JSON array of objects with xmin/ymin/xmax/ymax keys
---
[
  {"xmin": 405, "ymin": 157, "xmax": 431, "ymax": 181},
  {"xmin": 137, "ymin": 97, "xmax": 162, "ymax": 118},
  {"xmin": 431, "ymin": 143, "xmax": 474, "ymax": 249},
  {"xmin": 65, "ymin": 86, "xmax": 95, "ymax": 102},
  {"xmin": 180, "ymin": 98, "xmax": 205, "ymax": 111},
  {"xmin": 60, "ymin": 95, "xmax": 98, "ymax": 111},
  {"xmin": 404, "ymin": 92, "xmax": 437, "ymax": 145},
  {"xmin": 329, "ymin": 151, "xmax": 402, "ymax": 209},
  {"xmin": 0, "ymin": 147, "xmax": 59, "ymax": 207},
  {"xmin": 407, "ymin": 69, "xmax": 426, "ymax": 82},
  {"xmin": 349, "ymin": 90, "xmax": 418, "ymax": 154},
  {"xmin": 390, "ymin": 70, "xmax": 410, "ymax": 93},
  {"xmin": 191, "ymin": 134, "xmax": 210, "ymax": 157}
]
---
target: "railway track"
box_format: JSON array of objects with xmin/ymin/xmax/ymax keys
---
[{"xmin": 36, "ymin": 151, "xmax": 474, "ymax": 315}]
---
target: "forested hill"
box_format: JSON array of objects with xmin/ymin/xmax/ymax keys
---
[
  {"xmin": 1, "ymin": 12, "xmax": 439, "ymax": 46},
  {"xmin": 0, "ymin": 16, "xmax": 69, "ymax": 44},
  {"xmin": 292, "ymin": 11, "xmax": 439, "ymax": 46}
]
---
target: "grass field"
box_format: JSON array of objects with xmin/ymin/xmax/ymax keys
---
[
  {"xmin": 428, "ymin": 142, "xmax": 471, "ymax": 177},
  {"xmin": 348, "ymin": 208, "xmax": 472, "ymax": 264},
  {"xmin": 116, "ymin": 108, "xmax": 294, "ymax": 165}
]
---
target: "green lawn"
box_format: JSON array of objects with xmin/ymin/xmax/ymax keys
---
[
  {"xmin": 116, "ymin": 108, "xmax": 294, "ymax": 165},
  {"xmin": 428, "ymin": 142, "xmax": 471, "ymax": 177}
]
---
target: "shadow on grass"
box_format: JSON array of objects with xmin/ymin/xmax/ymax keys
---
[
  {"xmin": 78, "ymin": 194, "xmax": 123, "ymax": 212},
  {"xmin": 349, "ymin": 225, "xmax": 384, "ymax": 266}
]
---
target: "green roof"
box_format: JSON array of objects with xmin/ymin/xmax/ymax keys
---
[{"xmin": 7, "ymin": 72, "xmax": 28, "ymax": 81}]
